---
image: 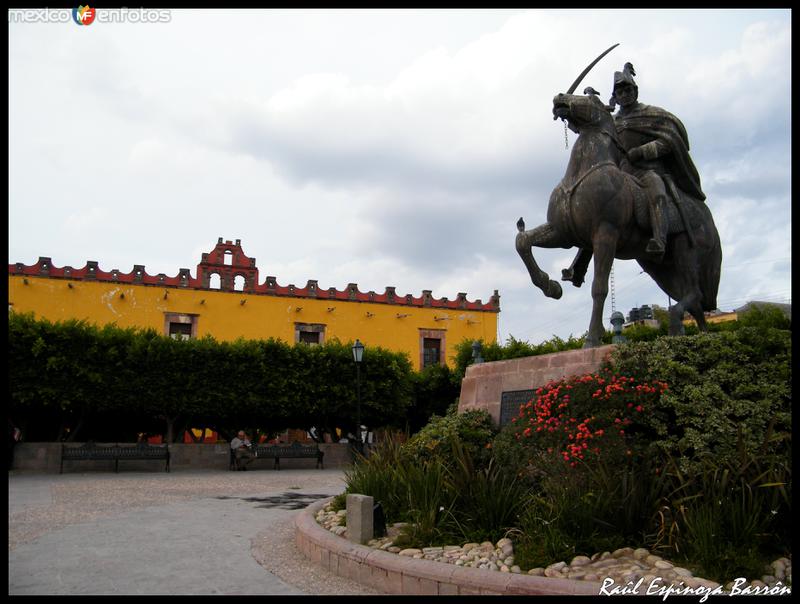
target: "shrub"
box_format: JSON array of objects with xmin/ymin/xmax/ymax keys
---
[
  {"xmin": 606, "ymin": 328, "xmax": 792, "ymax": 474},
  {"xmin": 445, "ymin": 438, "xmax": 532, "ymax": 544},
  {"xmin": 343, "ymin": 433, "xmax": 530, "ymax": 549},
  {"xmin": 506, "ymin": 328, "xmax": 791, "ymax": 577},
  {"xmin": 400, "ymin": 408, "xmax": 496, "ymax": 471},
  {"xmin": 341, "ymin": 437, "xmax": 411, "ymax": 523},
  {"xmin": 406, "ymin": 364, "xmax": 461, "ymax": 434},
  {"xmin": 498, "ymin": 373, "xmax": 673, "ymax": 566},
  {"xmin": 341, "ymin": 327, "xmax": 791, "ymax": 582},
  {"xmin": 393, "ymin": 459, "xmax": 457, "ymax": 548},
  {"xmin": 663, "ymin": 444, "xmax": 792, "ymax": 582},
  {"xmin": 489, "ymin": 426, "xmax": 536, "ymax": 485},
  {"xmin": 506, "ymin": 372, "xmax": 668, "ymax": 469},
  {"xmin": 8, "ymin": 312, "xmax": 415, "ymax": 441},
  {"xmin": 737, "ymin": 304, "xmax": 791, "ymax": 331},
  {"xmin": 329, "ymin": 492, "xmax": 347, "ymax": 512}
]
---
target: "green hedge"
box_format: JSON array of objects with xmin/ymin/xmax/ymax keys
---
[
  {"xmin": 8, "ymin": 312, "xmax": 414, "ymax": 442},
  {"xmin": 605, "ymin": 327, "xmax": 792, "ymax": 473}
]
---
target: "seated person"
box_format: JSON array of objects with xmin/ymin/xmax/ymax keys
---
[{"xmin": 230, "ymin": 430, "xmax": 254, "ymax": 470}]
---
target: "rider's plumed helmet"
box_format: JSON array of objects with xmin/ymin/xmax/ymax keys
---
[{"xmin": 612, "ymin": 62, "xmax": 637, "ymax": 92}]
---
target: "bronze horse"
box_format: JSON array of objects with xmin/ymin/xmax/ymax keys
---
[{"xmin": 515, "ymin": 90, "xmax": 722, "ymax": 347}]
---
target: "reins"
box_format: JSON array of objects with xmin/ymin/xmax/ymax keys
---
[{"xmin": 557, "ymin": 160, "xmax": 617, "ymax": 199}]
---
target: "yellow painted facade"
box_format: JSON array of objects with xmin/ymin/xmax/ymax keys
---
[
  {"xmin": 682, "ymin": 311, "xmax": 738, "ymax": 326},
  {"xmin": 8, "ymin": 239, "xmax": 499, "ymax": 370}
]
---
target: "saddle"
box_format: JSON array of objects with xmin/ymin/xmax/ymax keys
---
[{"xmin": 630, "ymin": 174, "xmax": 701, "ymax": 239}]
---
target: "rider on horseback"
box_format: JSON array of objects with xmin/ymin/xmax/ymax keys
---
[
  {"xmin": 563, "ymin": 62, "xmax": 706, "ymax": 284},
  {"xmin": 611, "ymin": 62, "xmax": 706, "ymax": 258}
]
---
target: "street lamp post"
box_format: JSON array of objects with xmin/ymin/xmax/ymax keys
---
[
  {"xmin": 352, "ymin": 339, "xmax": 364, "ymax": 455},
  {"xmin": 471, "ymin": 340, "xmax": 484, "ymax": 364}
]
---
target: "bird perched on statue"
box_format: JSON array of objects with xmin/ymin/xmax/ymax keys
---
[{"xmin": 623, "ymin": 62, "xmax": 635, "ymax": 77}]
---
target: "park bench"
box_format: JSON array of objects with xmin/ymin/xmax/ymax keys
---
[
  {"xmin": 229, "ymin": 441, "xmax": 324, "ymax": 471},
  {"xmin": 60, "ymin": 442, "xmax": 170, "ymax": 474}
]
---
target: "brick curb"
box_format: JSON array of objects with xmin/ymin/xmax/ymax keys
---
[{"xmin": 295, "ymin": 497, "xmax": 605, "ymax": 595}]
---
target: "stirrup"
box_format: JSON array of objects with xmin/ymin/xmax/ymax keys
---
[{"xmin": 645, "ymin": 238, "xmax": 665, "ymax": 260}]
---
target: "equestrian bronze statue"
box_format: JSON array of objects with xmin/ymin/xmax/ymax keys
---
[{"xmin": 515, "ymin": 47, "xmax": 722, "ymax": 347}]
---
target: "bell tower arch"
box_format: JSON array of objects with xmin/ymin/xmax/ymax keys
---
[{"xmin": 197, "ymin": 237, "xmax": 259, "ymax": 292}]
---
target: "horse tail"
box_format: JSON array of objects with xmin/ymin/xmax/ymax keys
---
[{"xmin": 699, "ymin": 207, "xmax": 722, "ymax": 311}]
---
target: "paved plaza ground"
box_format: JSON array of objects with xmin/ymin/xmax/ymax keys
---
[{"xmin": 8, "ymin": 468, "xmax": 382, "ymax": 596}]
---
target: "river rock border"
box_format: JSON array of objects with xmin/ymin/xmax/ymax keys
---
[{"xmin": 294, "ymin": 497, "xmax": 602, "ymax": 595}]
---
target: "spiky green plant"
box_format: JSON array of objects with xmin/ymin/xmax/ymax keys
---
[
  {"xmin": 445, "ymin": 437, "xmax": 532, "ymax": 544},
  {"xmin": 341, "ymin": 436, "xmax": 409, "ymax": 522},
  {"xmin": 393, "ymin": 459, "xmax": 457, "ymax": 547},
  {"xmin": 662, "ymin": 435, "xmax": 792, "ymax": 582}
]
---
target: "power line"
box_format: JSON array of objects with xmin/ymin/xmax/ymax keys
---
[
  {"xmin": 722, "ymin": 257, "xmax": 791, "ymax": 269},
  {"xmin": 716, "ymin": 291, "xmax": 792, "ymax": 310}
]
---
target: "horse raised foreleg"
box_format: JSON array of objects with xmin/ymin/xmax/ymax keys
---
[
  {"xmin": 515, "ymin": 218, "xmax": 565, "ymax": 299},
  {"xmin": 585, "ymin": 225, "xmax": 618, "ymax": 348}
]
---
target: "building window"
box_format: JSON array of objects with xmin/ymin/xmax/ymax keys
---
[
  {"xmin": 299, "ymin": 331, "xmax": 321, "ymax": 345},
  {"xmin": 423, "ymin": 338, "xmax": 441, "ymax": 367},
  {"xmin": 164, "ymin": 313, "xmax": 198, "ymax": 340},
  {"xmin": 169, "ymin": 322, "xmax": 193, "ymax": 340},
  {"xmin": 295, "ymin": 323, "xmax": 325, "ymax": 346},
  {"xmin": 419, "ymin": 329, "xmax": 446, "ymax": 368}
]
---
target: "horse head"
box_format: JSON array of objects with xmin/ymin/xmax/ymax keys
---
[{"xmin": 552, "ymin": 91, "xmax": 614, "ymax": 134}]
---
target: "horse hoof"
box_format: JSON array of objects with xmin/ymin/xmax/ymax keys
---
[{"xmin": 547, "ymin": 280, "xmax": 562, "ymax": 299}]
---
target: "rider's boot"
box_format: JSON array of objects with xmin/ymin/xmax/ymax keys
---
[
  {"xmin": 646, "ymin": 195, "xmax": 668, "ymax": 261},
  {"xmin": 562, "ymin": 248, "xmax": 592, "ymax": 287}
]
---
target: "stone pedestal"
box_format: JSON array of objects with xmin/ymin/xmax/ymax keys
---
[
  {"xmin": 346, "ymin": 493, "xmax": 374, "ymax": 544},
  {"xmin": 458, "ymin": 345, "xmax": 616, "ymax": 426}
]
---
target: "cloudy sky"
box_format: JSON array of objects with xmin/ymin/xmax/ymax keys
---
[{"xmin": 8, "ymin": 9, "xmax": 791, "ymax": 345}]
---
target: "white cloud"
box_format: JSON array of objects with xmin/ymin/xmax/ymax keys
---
[{"xmin": 64, "ymin": 207, "xmax": 111, "ymax": 231}]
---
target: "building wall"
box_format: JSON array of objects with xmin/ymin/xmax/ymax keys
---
[
  {"xmin": 459, "ymin": 346, "xmax": 615, "ymax": 426},
  {"xmin": 11, "ymin": 442, "xmax": 355, "ymax": 472},
  {"xmin": 8, "ymin": 239, "xmax": 499, "ymax": 370}
]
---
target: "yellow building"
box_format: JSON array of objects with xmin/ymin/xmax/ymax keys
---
[
  {"xmin": 8, "ymin": 238, "xmax": 499, "ymax": 369},
  {"xmin": 681, "ymin": 309, "xmax": 737, "ymax": 327}
]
